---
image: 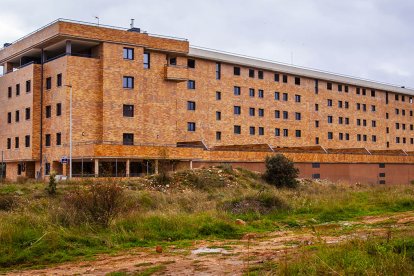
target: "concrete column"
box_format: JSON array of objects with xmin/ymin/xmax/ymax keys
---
[
  {"xmin": 155, "ymin": 160, "xmax": 159, "ymax": 174},
  {"xmin": 66, "ymin": 40, "xmax": 72, "ymax": 56},
  {"xmin": 62, "ymin": 164, "xmax": 67, "ymax": 177},
  {"xmin": 94, "ymin": 159, "xmax": 99, "ymax": 177},
  {"xmin": 126, "ymin": 159, "xmax": 130, "ymax": 177},
  {"xmin": 190, "ymin": 160, "xmax": 193, "ymax": 170}
]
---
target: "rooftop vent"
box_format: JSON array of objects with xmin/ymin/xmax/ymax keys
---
[
  {"xmin": 3, "ymin": 43, "xmax": 12, "ymax": 48},
  {"xmin": 127, "ymin": 18, "xmax": 140, "ymax": 33}
]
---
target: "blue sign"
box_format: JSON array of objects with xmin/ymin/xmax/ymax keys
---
[{"xmin": 61, "ymin": 156, "xmax": 68, "ymax": 164}]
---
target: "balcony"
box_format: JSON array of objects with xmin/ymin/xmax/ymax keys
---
[{"xmin": 164, "ymin": 65, "xmax": 189, "ymax": 82}]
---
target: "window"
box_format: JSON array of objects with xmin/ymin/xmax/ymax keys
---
[
  {"xmin": 234, "ymin": 125, "xmax": 241, "ymax": 134},
  {"xmin": 234, "ymin": 86, "xmax": 241, "ymax": 95},
  {"xmin": 123, "ymin": 47, "xmax": 134, "ymax": 60},
  {"xmin": 362, "ymin": 104, "xmax": 367, "ymax": 112},
  {"xmin": 371, "ymin": 105, "xmax": 376, "ymax": 112},
  {"xmin": 249, "ymin": 126, "xmax": 255, "ymax": 135},
  {"xmin": 371, "ymin": 90, "xmax": 376, "ymax": 97},
  {"xmin": 345, "ymin": 101, "xmax": 349, "ymax": 109},
  {"xmin": 25, "ymin": 108, "xmax": 30, "ymax": 120},
  {"xmin": 15, "ymin": 110, "xmax": 20, "ymax": 122},
  {"xmin": 169, "ymin": 57, "xmax": 177, "ymax": 65},
  {"xmin": 338, "ymin": 84, "xmax": 342, "ymax": 92},
  {"xmin": 259, "ymin": 127, "xmax": 264, "ymax": 135},
  {"xmin": 362, "ymin": 89, "xmax": 366, "ymax": 96},
  {"xmin": 56, "ymin": 133, "xmax": 62, "ymax": 146},
  {"xmin": 8, "ymin": 87, "xmax": 12, "ymax": 98},
  {"xmin": 234, "ymin": 106, "xmax": 241, "ymax": 115},
  {"xmin": 57, "ymin": 74, "xmax": 62, "ymax": 87},
  {"xmin": 16, "ymin": 84, "xmax": 20, "ymax": 96},
  {"xmin": 379, "ymin": 163, "xmax": 386, "ymax": 168},
  {"xmin": 216, "ymin": 111, "xmax": 221, "ymax": 120},
  {"xmin": 216, "ymin": 131, "xmax": 221, "ymax": 141},
  {"xmin": 258, "ymin": 90, "xmax": 264, "ymax": 98},
  {"xmin": 274, "ymin": 73, "xmax": 279, "ymax": 82},
  {"xmin": 45, "ymin": 163, "xmax": 51, "ymax": 176},
  {"xmin": 327, "ymin": 82, "xmax": 332, "ymax": 90},
  {"xmin": 345, "ymin": 118, "xmax": 349, "ymax": 124},
  {"xmin": 123, "ymin": 133, "xmax": 134, "ymax": 145},
  {"xmin": 274, "ymin": 92, "xmax": 280, "ymax": 100},
  {"xmin": 283, "ymin": 129, "xmax": 288, "ymax": 137},
  {"xmin": 315, "ymin": 79, "xmax": 319, "ymax": 94},
  {"xmin": 187, "ymin": 59, "xmax": 195, "ymax": 68},
  {"xmin": 143, "ymin": 51, "xmax": 150, "ymax": 69},
  {"xmin": 46, "ymin": 77, "xmax": 52, "ymax": 90},
  {"xmin": 45, "ymin": 134, "xmax": 51, "ymax": 147},
  {"xmin": 295, "ymin": 130, "xmax": 301, "ymax": 137},
  {"xmin": 328, "ymin": 132, "xmax": 333, "ymax": 140},
  {"xmin": 283, "ymin": 111, "xmax": 288, "ymax": 120},
  {"xmin": 187, "ymin": 80, "xmax": 196, "ymax": 89},
  {"xmin": 339, "ymin": 133, "xmax": 344, "ymax": 140},
  {"xmin": 7, "ymin": 112, "xmax": 11, "ymax": 124},
  {"xmin": 357, "ymin": 134, "xmax": 361, "ymax": 141},
  {"xmin": 216, "ymin": 91, "xmax": 221, "ymax": 100},
  {"xmin": 357, "ymin": 103, "xmax": 361, "ymax": 110},
  {"xmin": 180, "ymin": 122, "xmax": 192, "ymax": 133},
  {"xmin": 123, "ymin": 76, "xmax": 134, "ymax": 89},
  {"xmin": 258, "ymin": 109, "xmax": 264, "ymax": 117},
  {"xmin": 249, "ymin": 69, "xmax": 255, "ymax": 78},
  {"xmin": 25, "ymin": 135, "xmax": 30, "ymax": 147},
  {"xmin": 338, "ymin": 117, "xmax": 343, "ymax": 124},
  {"xmin": 363, "ymin": 119, "xmax": 367, "ymax": 127},
  {"xmin": 294, "ymin": 77, "xmax": 300, "ymax": 85},
  {"xmin": 338, "ymin": 101, "xmax": 343, "ymax": 108},
  {"xmin": 315, "ymin": 137, "xmax": 320, "ymax": 144},
  {"xmin": 282, "ymin": 93, "xmax": 288, "ymax": 101},
  {"xmin": 372, "ymin": 135, "xmax": 377, "ymax": 142},
  {"xmin": 123, "ymin": 104, "xmax": 134, "ymax": 117},
  {"xmin": 312, "ymin": 174, "xmax": 321, "ymax": 179},
  {"xmin": 249, "ymin": 108, "xmax": 255, "ymax": 116},
  {"xmin": 395, "ymin": 94, "xmax": 399, "ymax": 101},
  {"xmin": 215, "ymin": 62, "xmax": 221, "ymax": 80},
  {"xmin": 275, "ymin": 128, "xmax": 280, "ymax": 136},
  {"xmin": 345, "ymin": 85, "xmax": 349, "ymax": 93},
  {"xmin": 249, "ymin": 88, "xmax": 255, "ymax": 97},
  {"xmin": 402, "ymin": 109, "xmax": 406, "ymax": 116},
  {"xmin": 315, "ymin": 104, "xmax": 319, "ymax": 111},
  {"xmin": 372, "ymin": 120, "xmax": 376, "ymax": 127},
  {"xmin": 327, "ymin": 99, "xmax": 333, "ymax": 107},
  {"xmin": 187, "ymin": 101, "xmax": 196, "ymax": 111},
  {"xmin": 363, "ymin": 135, "xmax": 367, "ymax": 141},
  {"xmin": 346, "ymin": 133, "xmax": 350, "ymax": 141},
  {"xmin": 315, "ymin": 120, "xmax": 319, "ymax": 128},
  {"xmin": 402, "ymin": 96, "xmax": 406, "ymax": 102},
  {"xmin": 26, "ymin": 80, "xmax": 31, "ymax": 93},
  {"xmin": 357, "ymin": 119, "xmax": 361, "ymax": 126},
  {"xmin": 312, "ymin": 163, "xmax": 320, "ymax": 168},
  {"xmin": 7, "ymin": 138, "xmax": 11, "ymax": 149},
  {"xmin": 258, "ymin": 70, "xmax": 264, "ymax": 79},
  {"xmin": 356, "ymin": 88, "xmax": 360, "ymax": 95},
  {"xmin": 234, "ymin": 67, "xmax": 240, "ymax": 75},
  {"xmin": 327, "ymin": 116, "xmax": 333, "ymax": 124},
  {"xmin": 45, "ymin": 106, "xmax": 51, "ymax": 118},
  {"xmin": 283, "ymin": 75, "xmax": 288, "ymax": 83},
  {"xmin": 295, "ymin": 94, "xmax": 301, "ymax": 103},
  {"xmin": 295, "ymin": 112, "xmax": 301, "ymax": 121},
  {"xmin": 56, "ymin": 103, "xmax": 62, "ymax": 116},
  {"xmin": 395, "ymin": 108, "xmax": 399, "ymax": 115},
  {"xmin": 396, "ymin": 123, "xmax": 400, "ymax": 130},
  {"xmin": 275, "ymin": 110, "xmax": 280, "ymax": 119}
]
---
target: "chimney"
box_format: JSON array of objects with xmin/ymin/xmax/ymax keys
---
[
  {"xmin": 127, "ymin": 18, "xmax": 141, "ymax": 33},
  {"xmin": 3, "ymin": 43, "xmax": 12, "ymax": 48}
]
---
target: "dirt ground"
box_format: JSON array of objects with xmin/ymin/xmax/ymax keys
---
[{"xmin": 6, "ymin": 211, "xmax": 414, "ymax": 276}]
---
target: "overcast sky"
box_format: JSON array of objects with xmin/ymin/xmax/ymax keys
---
[{"xmin": 1, "ymin": 0, "xmax": 413, "ymax": 87}]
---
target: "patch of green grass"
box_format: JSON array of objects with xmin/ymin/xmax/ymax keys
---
[{"xmin": 138, "ymin": 265, "xmax": 166, "ymax": 276}]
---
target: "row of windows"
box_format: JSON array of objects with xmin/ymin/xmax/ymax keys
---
[
  {"xmin": 6, "ymin": 136, "xmax": 30, "ymax": 149},
  {"xmin": 45, "ymin": 103, "xmax": 62, "ymax": 118},
  {"xmin": 7, "ymin": 80, "xmax": 31, "ymax": 98},
  {"xmin": 395, "ymin": 108, "xmax": 413, "ymax": 116},
  {"xmin": 45, "ymin": 74, "xmax": 63, "ymax": 90},
  {"xmin": 44, "ymin": 133, "xmax": 62, "ymax": 147},
  {"xmin": 7, "ymin": 108, "xmax": 31, "ymax": 123},
  {"xmin": 123, "ymin": 48, "xmax": 151, "ymax": 69}
]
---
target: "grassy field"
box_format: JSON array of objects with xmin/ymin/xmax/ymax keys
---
[{"xmin": 1, "ymin": 166, "xmax": 414, "ymax": 273}]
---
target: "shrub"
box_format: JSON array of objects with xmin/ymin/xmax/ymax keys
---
[
  {"xmin": 222, "ymin": 192, "xmax": 289, "ymax": 215},
  {"xmin": 48, "ymin": 171, "xmax": 57, "ymax": 195},
  {"xmin": 263, "ymin": 154, "xmax": 299, "ymax": 188},
  {"xmin": 153, "ymin": 171, "xmax": 171, "ymax": 185},
  {"xmin": 61, "ymin": 183, "xmax": 126, "ymax": 227},
  {"xmin": 0, "ymin": 194, "xmax": 19, "ymax": 211}
]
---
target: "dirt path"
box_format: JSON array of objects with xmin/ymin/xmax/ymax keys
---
[{"xmin": 6, "ymin": 211, "xmax": 414, "ymax": 276}]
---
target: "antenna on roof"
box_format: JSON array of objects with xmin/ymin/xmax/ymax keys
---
[
  {"xmin": 94, "ymin": 16, "xmax": 100, "ymax": 26},
  {"xmin": 130, "ymin": 19, "xmax": 135, "ymax": 29}
]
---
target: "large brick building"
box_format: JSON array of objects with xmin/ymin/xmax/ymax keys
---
[{"xmin": 1, "ymin": 19, "xmax": 414, "ymax": 183}]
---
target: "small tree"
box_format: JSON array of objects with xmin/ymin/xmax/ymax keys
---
[
  {"xmin": 263, "ymin": 154, "xmax": 299, "ymax": 188},
  {"xmin": 48, "ymin": 171, "xmax": 57, "ymax": 195}
]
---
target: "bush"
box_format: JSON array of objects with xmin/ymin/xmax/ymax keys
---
[
  {"xmin": 61, "ymin": 183, "xmax": 126, "ymax": 227},
  {"xmin": 222, "ymin": 192, "xmax": 289, "ymax": 215},
  {"xmin": 263, "ymin": 154, "xmax": 299, "ymax": 188},
  {"xmin": 48, "ymin": 171, "xmax": 57, "ymax": 195},
  {"xmin": 0, "ymin": 194, "xmax": 19, "ymax": 211},
  {"xmin": 153, "ymin": 172, "xmax": 171, "ymax": 185}
]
